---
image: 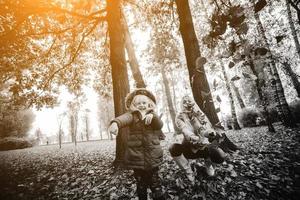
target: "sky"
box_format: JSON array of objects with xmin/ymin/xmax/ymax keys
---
[{"xmin": 29, "ymin": 86, "xmax": 101, "ymax": 140}]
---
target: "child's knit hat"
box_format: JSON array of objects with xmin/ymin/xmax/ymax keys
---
[{"xmin": 125, "ymin": 88, "xmax": 156, "ymax": 109}]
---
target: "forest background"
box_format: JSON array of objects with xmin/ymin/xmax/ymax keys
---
[
  {"xmin": 0, "ymin": 0, "xmax": 300, "ymax": 199},
  {"xmin": 1, "ymin": 0, "xmax": 300, "ymax": 149}
]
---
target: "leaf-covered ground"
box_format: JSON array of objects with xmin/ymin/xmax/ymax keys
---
[{"xmin": 0, "ymin": 124, "xmax": 299, "ymax": 200}]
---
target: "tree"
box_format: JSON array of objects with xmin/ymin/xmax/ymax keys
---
[
  {"xmin": 282, "ymin": 61, "xmax": 300, "ymax": 97},
  {"xmin": 84, "ymin": 109, "xmax": 90, "ymax": 141},
  {"xmin": 221, "ymin": 62, "xmax": 241, "ymax": 130},
  {"xmin": 68, "ymin": 101, "xmax": 79, "ymax": 145},
  {"xmin": 0, "ymin": 106, "xmax": 35, "ymax": 138},
  {"xmin": 35, "ymin": 128, "xmax": 42, "ymax": 145},
  {"xmin": 160, "ymin": 66, "xmax": 179, "ymax": 132},
  {"xmin": 285, "ymin": 0, "xmax": 300, "ymax": 57},
  {"xmin": 57, "ymin": 112, "xmax": 66, "ymax": 149},
  {"xmin": 122, "ymin": 10, "xmax": 146, "ymax": 88},
  {"xmin": 0, "ymin": 0, "xmax": 107, "ymax": 109},
  {"xmin": 107, "ymin": 0, "xmax": 130, "ymax": 166},
  {"xmin": 288, "ymin": 0, "xmax": 300, "ymax": 24},
  {"xmin": 175, "ymin": 0, "xmax": 220, "ymax": 127},
  {"xmin": 97, "ymin": 93, "xmax": 114, "ymax": 140},
  {"xmin": 145, "ymin": 13, "xmax": 181, "ymax": 132},
  {"xmin": 252, "ymin": 0, "xmax": 297, "ymax": 127},
  {"xmin": 231, "ymin": 82, "xmax": 246, "ymax": 109},
  {"xmin": 248, "ymin": 57, "xmax": 275, "ymax": 132}
]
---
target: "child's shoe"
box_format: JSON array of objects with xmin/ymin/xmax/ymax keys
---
[
  {"xmin": 204, "ymin": 159, "xmax": 215, "ymax": 176},
  {"xmin": 173, "ymin": 155, "xmax": 195, "ymax": 184}
]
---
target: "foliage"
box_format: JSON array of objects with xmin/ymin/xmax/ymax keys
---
[
  {"xmin": 0, "ymin": 0, "xmax": 107, "ymax": 109},
  {"xmin": 238, "ymin": 107, "xmax": 263, "ymax": 127},
  {"xmin": 0, "ymin": 125, "xmax": 299, "ymax": 199},
  {"xmin": 0, "ymin": 107, "xmax": 35, "ymax": 138},
  {"xmin": 0, "ymin": 137, "xmax": 36, "ymax": 151},
  {"xmin": 203, "ymin": 2, "xmax": 248, "ymax": 49}
]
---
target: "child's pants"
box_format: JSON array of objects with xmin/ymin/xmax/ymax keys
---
[{"xmin": 133, "ymin": 167, "xmax": 165, "ymax": 200}]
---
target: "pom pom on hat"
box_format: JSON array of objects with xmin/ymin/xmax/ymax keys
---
[{"xmin": 125, "ymin": 88, "xmax": 156, "ymax": 109}]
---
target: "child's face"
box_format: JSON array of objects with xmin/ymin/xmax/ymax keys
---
[
  {"xmin": 182, "ymin": 96, "xmax": 195, "ymax": 110},
  {"xmin": 133, "ymin": 95, "xmax": 149, "ymax": 111}
]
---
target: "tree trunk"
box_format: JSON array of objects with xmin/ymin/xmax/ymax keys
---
[
  {"xmin": 85, "ymin": 115, "xmax": 89, "ymax": 141},
  {"xmin": 107, "ymin": 0, "xmax": 130, "ymax": 166},
  {"xmin": 249, "ymin": 59, "xmax": 275, "ymax": 132},
  {"xmin": 231, "ymin": 82, "xmax": 246, "ymax": 109},
  {"xmin": 80, "ymin": 131, "xmax": 84, "ymax": 141},
  {"xmin": 253, "ymin": 5, "xmax": 296, "ymax": 127},
  {"xmin": 98, "ymin": 120, "xmax": 103, "ymax": 140},
  {"xmin": 286, "ymin": 0, "xmax": 300, "ymax": 57},
  {"xmin": 175, "ymin": 0, "xmax": 220, "ymax": 126},
  {"xmin": 160, "ymin": 67, "xmax": 179, "ymax": 132},
  {"xmin": 74, "ymin": 114, "xmax": 78, "ymax": 146},
  {"xmin": 122, "ymin": 11, "xmax": 146, "ymax": 88},
  {"xmin": 288, "ymin": 0, "xmax": 300, "ymax": 25},
  {"xmin": 282, "ymin": 61, "xmax": 300, "ymax": 97},
  {"xmin": 58, "ymin": 125, "xmax": 62, "ymax": 149},
  {"xmin": 164, "ymin": 104, "xmax": 172, "ymax": 133},
  {"xmin": 271, "ymin": 62, "xmax": 297, "ymax": 127},
  {"xmin": 221, "ymin": 63, "xmax": 241, "ymax": 130},
  {"xmin": 170, "ymin": 71, "xmax": 178, "ymax": 111},
  {"xmin": 70, "ymin": 115, "xmax": 75, "ymax": 143}
]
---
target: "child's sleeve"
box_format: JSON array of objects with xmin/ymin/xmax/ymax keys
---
[
  {"xmin": 111, "ymin": 112, "xmax": 133, "ymax": 128},
  {"xmin": 151, "ymin": 113, "xmax": 163, "ymax": 130},
  {"xmin": 196, "ymin": 111, "xmax": 216, "ymax": 138},
  {"xmin": 175, "ymin": 113, "xmax": 195, "ymax": 140}
]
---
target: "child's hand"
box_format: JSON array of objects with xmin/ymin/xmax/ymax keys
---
[
  {"xmin": 145, "ymin": 113, "xmax": 153, "ymax": 125},
  {"xmin": 189, "ymin": 135, "xmax": 200, "ymax": 145},
  {"xmin": 108, "ymin": 122, "xmax": 119, "ymax": 135}
]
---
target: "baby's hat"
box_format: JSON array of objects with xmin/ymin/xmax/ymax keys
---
[{"xmin": 125, "ymin": 88, "xmax": 156, "ymax": 109}]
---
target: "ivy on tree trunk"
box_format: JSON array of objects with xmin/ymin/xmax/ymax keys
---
[
  {"xmin": 252, "ymin": 2, "xmax": 297, "ymax": 128},
  {"xmin": 282, "ymin": 62, "xmax": 300, "ymax": 98}
]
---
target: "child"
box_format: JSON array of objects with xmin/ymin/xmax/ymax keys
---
[
  {"xmin": 169, "ymin": 95, "xmax": 226, "ymax": 183},
  {"xmin": 108, "ymin": 88, "xmax": 165, "ymax": 200}
]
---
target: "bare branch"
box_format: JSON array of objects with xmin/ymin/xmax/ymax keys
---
[
  {"xmin": 20, "ymin": 26, "xmax": 76, "ymax": 37},
  {"xmin": 35, "ymin": 37, "xmax": 58, "ymax": 66},
  {"xmin": 123, "ymin": 0, "xmax": 145, "ymax": 12},
  {"xmin": 51, "ymin": 7, "xmax": 107, "ymax": 20}
]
